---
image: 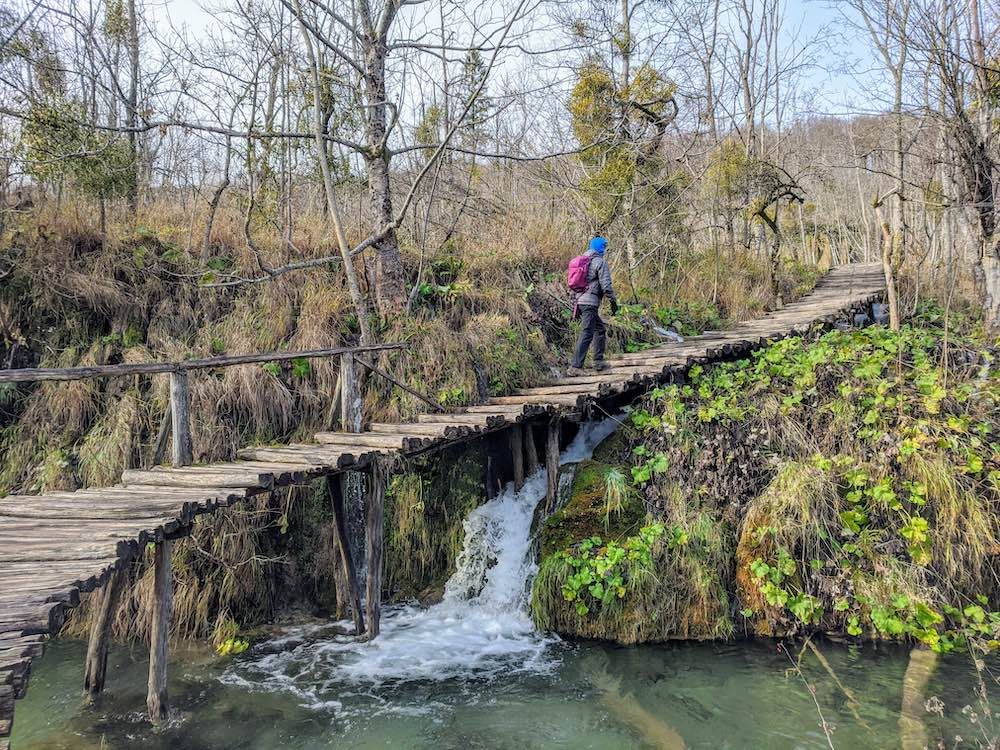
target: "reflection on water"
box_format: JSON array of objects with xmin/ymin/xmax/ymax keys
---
[{"xmin": 12, "ymin": 636, "xmax": 1000, "ymax": 749}]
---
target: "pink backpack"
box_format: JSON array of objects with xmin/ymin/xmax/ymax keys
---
[{"xmin": 567, "ymin": 254, "xmax": 592, "ymax": 293}]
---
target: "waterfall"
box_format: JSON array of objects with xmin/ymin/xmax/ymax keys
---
[{"xmin": 228, "ymin": 418, "xmax": 620, "ymax": 692}]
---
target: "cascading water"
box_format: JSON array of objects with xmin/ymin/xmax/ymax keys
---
[{"xmin": 224, "ymin": 418, "xmax": 620, "ymax": 703}]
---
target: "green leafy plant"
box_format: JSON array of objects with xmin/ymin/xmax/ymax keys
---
[{"xmin": 555, "ymin": 524, "xmax": 665, "ymax": 616}]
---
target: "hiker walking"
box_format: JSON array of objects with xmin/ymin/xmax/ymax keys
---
[{"xmin": 566, "ymin": 236, "xmax": 618, "ymax": 376}]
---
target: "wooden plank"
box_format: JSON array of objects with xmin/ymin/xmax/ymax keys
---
[
  {"xmin": 515, "ymin": 383, "xmax": 621, "ymax": 396},
  {"xmin": 0, "ymin": 542, "xmax": 134, "ymax": 564},
  {"xmin": 0, "ymin": 638, "xmax": 44, "ymax": 661},
  {"xmin": 454, "ymin": 405, "xmax": 531, "ymax": 416},
  {"xmin": 0, "ymin": 515, "xmax": 179, "ymax": 534},
  {"xmin": 416, "ymin": 413, "xmax": 492, "ymax": 425},
  {"xmin": 0, "ymin": 502, "xmax": 200, "ymax": 523},
  {"xmin": 236, "ymin": 446, "xmax": 356, "ymax": 469},
  {"xmin": 0, "ymin": 583, "xmax": 82, "ymax": 604},
  {"xmin": 122, "ymin": 468, "xmax": 273, "ymax": 489},
  {"xmin": 0, "ymin": 602, "xmax": 65, "ymax": 636},
  {"xmin": 367, "ymin": 423, "xmax": 452, "ymax": 437},
  {"xmin": 488, "ymin": 394, "xmax": 583, "ymax": 406},
  {"xmin": 0, "ymin": 494, "xmax": 197, "ymax": 511},
  {"xmin": 314, "ymin": 432, "xmax": 408, "ymax": 449},
  {"xmin": 557, "ymin": 367, "xmax": 656, "ymax": 382}
]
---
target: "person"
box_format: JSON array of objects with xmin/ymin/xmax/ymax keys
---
[{"xmin": 567, "ymin": 236, "xmax": 618, "ymax": 375}]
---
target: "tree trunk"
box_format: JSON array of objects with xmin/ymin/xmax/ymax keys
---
[
  {"xmin": 297, "ymin": 18, "xmax": 375, "ymax": 346},
  {"xmin": 981, "ymin": 253, "xmax": 1000, "ymax": 327},
  {"xmin": 126, "ymin": 0, "xmax": 140, "ymax": 213},
  {"xmin": 202, "ymin": 135, "xmax": 233, "ymax": 263},
  {"xmin": 875, "ymin": 199, "xmax": 901, "ymax": 330},
  {"xmin": 364, "ymin": 41, "xmax": 408, "ymax": 316}
]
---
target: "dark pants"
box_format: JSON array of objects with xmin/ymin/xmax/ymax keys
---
[{"xmin": 572, "ymin": 305, "xmax": 606, "ymax": 368}]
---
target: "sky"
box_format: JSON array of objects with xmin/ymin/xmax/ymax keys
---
[{"xmin": 152, "ymin": 0, "xmax": 883, "ymax": 119}]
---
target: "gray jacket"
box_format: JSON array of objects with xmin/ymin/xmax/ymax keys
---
[{"xmin": 576, "ymin": 250, "xmax": 617, "ymax": 308}]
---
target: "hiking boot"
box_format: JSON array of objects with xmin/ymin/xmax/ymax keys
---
[
  {"xmin": 593, "ymin": 360, "xmax": 610, "ymax": 372},
  {"xmin": 566, "ymin": 366, "xmax": 587, "ymax": 377}
]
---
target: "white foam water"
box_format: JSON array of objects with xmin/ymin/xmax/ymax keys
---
[{"xmin": 225, "ymin": 418, "xmax": 619, "ymax": 699}]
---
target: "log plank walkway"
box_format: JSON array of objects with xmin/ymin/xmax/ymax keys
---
[{"xmin": 0, "ymin": 263, "xmax": 885, "ymax": 746}]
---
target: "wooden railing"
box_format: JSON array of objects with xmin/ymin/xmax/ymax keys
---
[{"xmin": 0, "ymin": 342, "xmax": 425, "ymax": 468}]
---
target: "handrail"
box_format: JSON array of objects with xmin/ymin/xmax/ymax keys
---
[{"xmin": 0, "ymin": 343, "xmax": 407, "ymax": 383}]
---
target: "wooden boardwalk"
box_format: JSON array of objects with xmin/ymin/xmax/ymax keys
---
[{"xmin": 0, "ymin": 263, "xmax": 885, "ymax": 745}]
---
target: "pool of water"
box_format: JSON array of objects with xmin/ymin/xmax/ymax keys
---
[
  {"xmin": 12, "ymin": 635, "xmax": 998, "ymax": 749},
  {"xmin": 11, "ymin": 420, "xmax": 1000, "ymax": 748}
]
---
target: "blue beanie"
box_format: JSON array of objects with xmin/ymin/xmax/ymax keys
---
[{"xmin": 589, "ymin": 236, "xmax": 608, "ymax": 254}]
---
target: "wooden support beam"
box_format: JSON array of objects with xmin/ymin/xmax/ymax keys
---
[
  {"xmin": 511, "ymin": 425, "xmax": 525, "ymax": 491},
  {"xmin": 146, "ymin": 540, "xmax": 172, "ymax": 724},
  {"xmin": 84, "ymin": 567, "xmax": 123, "ymax": 697},
  {"xmin": 169, "ymin": 371, "xmax": 193, "ymax": 468},
  {"xmin": 149, "ymin": 409, "xmax": 171, "ymax": 468},
  {"xmin": 525, "ymin": 423, "xmax": 540, "ymax": 475},
  {"xmin": 485, "ymin": 454, "xmax": 497, "ymax": 500},
  {"xmin": 327, "ymin": 478, "xmax": 364, "ymax": 634},
  {"xmin": 545, "ymin": 419, "xmax": 560, "ymax": 515},
  {"xmin": 365, "ymin": 461, "xmax": 386, "ymax": 641}
]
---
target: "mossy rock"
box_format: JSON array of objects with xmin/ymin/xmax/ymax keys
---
[
  {"xmin": 539, "ymin": 456, "xmax": 645, "ymax": 557},
  {"xmin": 531, "ymin": 535, "xmax": 734, "ymax": 645}
]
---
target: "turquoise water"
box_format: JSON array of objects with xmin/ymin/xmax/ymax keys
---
[{"xmin": 11, "ymin": 635, "xmax": 999, "ymax": 749}]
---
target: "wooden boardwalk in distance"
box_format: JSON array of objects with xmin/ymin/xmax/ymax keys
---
[{"xmin": 0, "ymin": 263, "xmax": 886, "ymax": 746}]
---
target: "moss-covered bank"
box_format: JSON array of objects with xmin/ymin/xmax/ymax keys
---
[{"xmin": 533, "ymin": 308, "xmax": 1000, "ymax": 652}]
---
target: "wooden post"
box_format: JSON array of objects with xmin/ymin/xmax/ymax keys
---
[
  {"xmin": 169, "ymin": 370, "xmax": 193, "ymax": 467},
  {"xmin": 83, "ymin": 568, "xmax": 124, "ymax": 697},
  {"xmin": 148, "ymin": 409, "xmax": 171, "ymax": 468},
  {"xmin": 340, "ymin": 352, "xmax": 363, "ymax": 433},
  {"xmin": 146, "ymin": 539, "xmax": 172, "ymax": 724},
  {"xmin": 365, "ymin": 460, "xmax": 386, "ymax": 641},
  {"xmin": 484, "ymin": 454, "xmax": 497, "ymax": 500},
  {"xmin": 338, "ymin": 350, "xmax": 367, "ymax": 635},
  {"xmin": 524, "ymin": 424, "xmax": 540, "ymax": 475},
  {"xmin": 326, "ymin": 478, "xmax": 365, "ymax": 634},
  {"xmin": 545, "ymin": 419, "xmax": 560, "ymax": 515},
  {"xmin": 511, "ymin": 425, "xmax": 525, "ymax": 491}
]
